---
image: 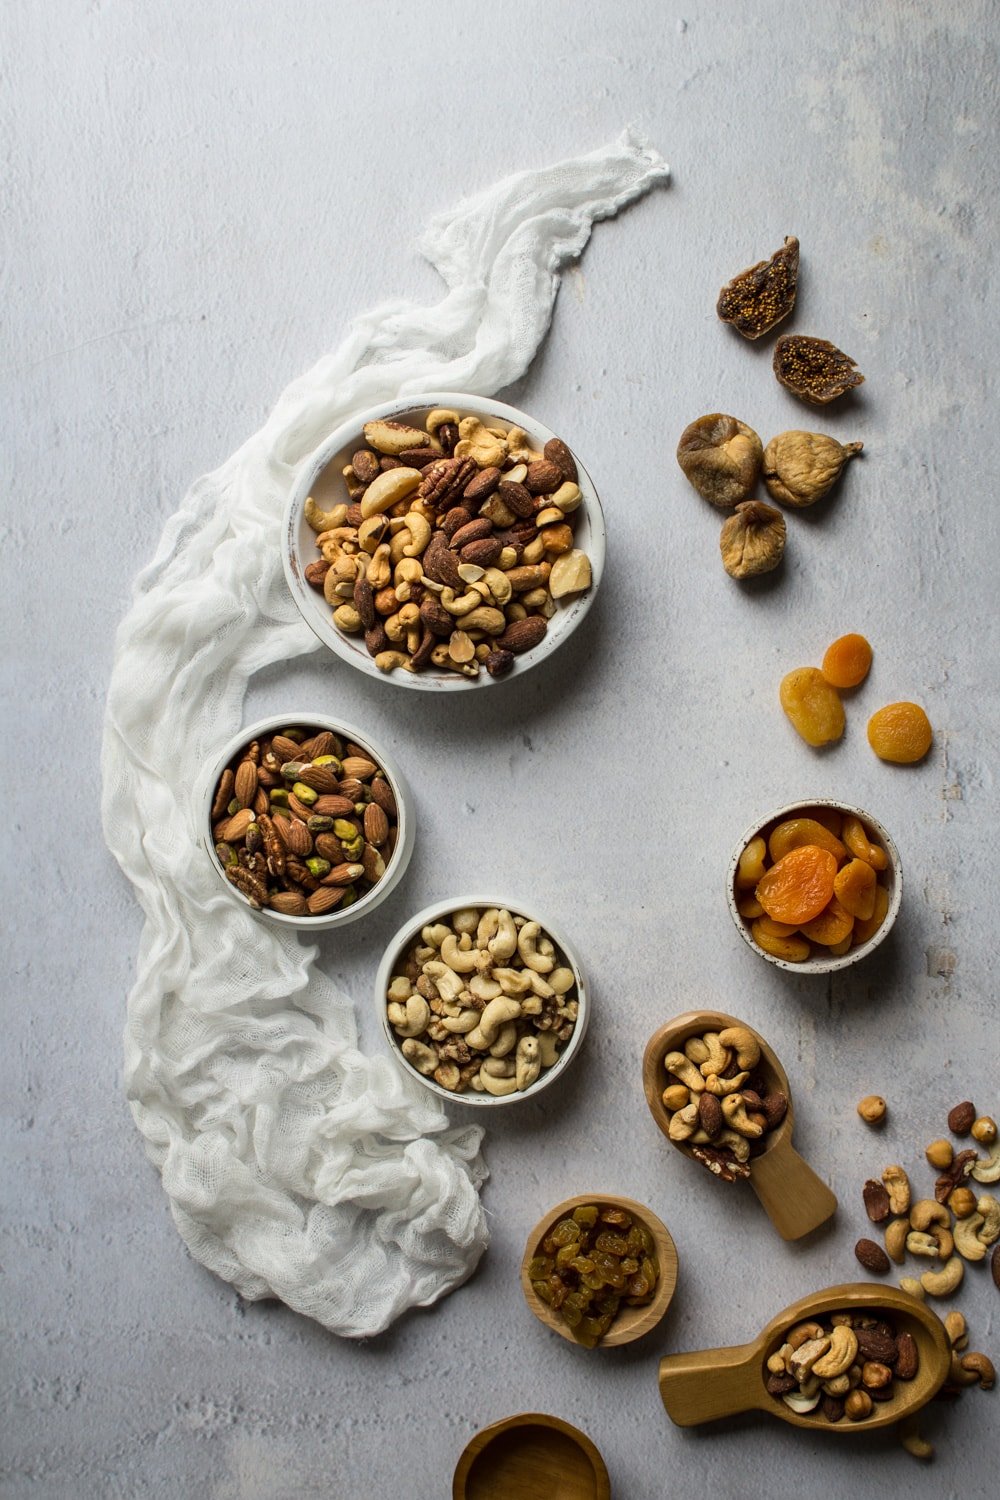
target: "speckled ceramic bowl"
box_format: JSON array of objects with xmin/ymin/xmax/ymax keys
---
[
  {"xmin": 200, "ymin": 712, "xmax": 414, "ymax": 930},
  {"xmin": 727, "ymin": 799, "xmax": 902, "ymax": 974},
  {"xmin": 375, "ymin": 896, "xmax": 589, "ymax": 1106},
  {"xmin": 282, "ymin": 394, "xmax": 605, "ymax": 690}
]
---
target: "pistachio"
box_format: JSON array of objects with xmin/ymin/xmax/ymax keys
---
[
  {"xmin": 676, "ymin": 413, "xmax": 763, "ymax": 509},
  {"xmin": 719, "ymin": 500, "xmax": 786, "ymax": 579},
  {"xmin": 762, "ymin": 431, "xmax": 863, "ymax": 508}
]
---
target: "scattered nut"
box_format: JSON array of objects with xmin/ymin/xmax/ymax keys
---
[
  {"xmin": 898, "ymin": 1415, "xmax": 933, "ymax": 1459},
  {"xmin": 716, "ymin": 235, "xmax": 799, "ymax": 339},
  {"xmin": 972, "ymin": 1116, "xmax": 998, "ymax": 1145},
  {"xmin": 960, "ymin": 1352, "xmax": 995, "ymax": 1390},
  {"xmin": 676, "ymin": 413, "xmax": 763, "ymax": 509},
  {"xmin": 719, "ymin": 500, "xmax": 786, "ymax": 578},
  {"xmin": 881, "ymin": 1164, "xmax": 910, "ymax": 1214},
  {"xmin": 863, "ymin": 1179, "xmax": 891, "ymax": 1223},
  {"xmin": 926, "ymin": 1138, "xmax": 954, "ymax": 1170},
  {"xmin": 762, "ymin": 431, "xmax": 863, "ymax": 508},
  {"xmin": 948, "ymin": 1101, "xmax": 977, "ymax": 1136},
  {"xmin": 854, "ymin": 1238, "xmax": 890, "ymax": 1275},
  {"xmin": 857, "ymin": 1095, "xmax": 888, "ymax": 1125}
]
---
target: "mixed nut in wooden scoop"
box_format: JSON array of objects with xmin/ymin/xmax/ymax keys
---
[{"xmin": 658, "ymin": 1023, "xmax": 787, "ymax": 1180}]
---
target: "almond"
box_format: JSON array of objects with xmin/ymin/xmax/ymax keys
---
[
  {"xmin": 697, "ymin": 1092, "xmax": 723, "ymax": 1139},
  {"xmin": 314, "ymin": 833, "xmax": 345, "ymax": 863},
  {"xmin": 462, "ymin": 465, "xmax": 501, "ymax": 502},
  {"xmin": 298, "ymin": 730, "xmax": 339, "ymax": 761},
  {"xmin": 863, "ymin": 1179, "xmax": 891, "ymax": 1223},
  {"xmin": 285, "ymin": 820, "xmax": 313, "ymax": 858},
  {"xmin": 421, "ymin": 532, "xmax": 463, "ymax": 589},
  {"xmin": 271, "ymin": 735, "xmax": 304, "ymax": 765},
  {"xmin": 396, "ymin": 448, "xmax": 440, "ymax": 468},
  {"xmin": 524, "ymin": 459, "xmax": 564, "ymax": 496},
  {"xmin": 211, "ymin": 768, "xmax": 235, "ymax": 822},
  {"xmin": 294, "ymin": 763, "xmax": 341, "ymax": 794},
  {"xmin": 544, "ymin": 437, "xmax": 578, "ymax": 484},
  {"xmin": 369, "ymin": 778, "xmax": 397, "ymax": 818},
  {"xmin": 351, "ymin": 450, "xmax": 381, "ymax": 484},
  {"xmin": 324, "ymin": 862, "xmax": 366, "ymax": 886},
  {"xmin": 311, "ymin": 794, "xmax": 356, "ymax": 818},
  {"xmin": 450, "ymin": 517, "xmax": 494, "ymax": 550},
  {"xmin": 215, "ymin": 808, "xmax": 255, "ymax": 843},
  {"xmin": 341, "ymin": 756, "xmax": 378, "ymax": 781},
  {"xmin": 269, "ymin": 891, "xmax": 309, "ymax": 916},
  {"xmin": 497, "ymin": 479, "xmax": 534, "ymax": 518},
  {"xmin": 497, "ymin": 616, "xmax": 547, "ymax": 655},
  {"xmin": 233, "ymin": 761, "xmax": 258, "ymax": 808},
  {"xmin": 362, "ymin": 419, "xmax": 428, "ymax": 455},
  {"xmin": 948, "ymin": 1101, "xmax": 977, "ymax": 1136},
  {"xmin": 460, "ymin": 536, "xmax": 502, "ymax": 568},
  {"xmin": 363, "ymin": 803, "xmax": 389, "ymax": 847},
  {"xmin": 303, "ymin": 559, "xmax": 330, "ymax": 589},
  {"xmin": 362, "ymin": 843, "xmax": 385, "ymax": 883},
  {"xmin": 307, "ymin": 887, "xmax": 346, "ymax": 915},
  {"xmin": 854, "ymin": 1238, "xmax": 891, "ymax": 1275}
]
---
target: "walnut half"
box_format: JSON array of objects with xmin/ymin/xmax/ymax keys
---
[{"xmin": 719, "ymin": 501, "xmax": 786, "ymax": 579}]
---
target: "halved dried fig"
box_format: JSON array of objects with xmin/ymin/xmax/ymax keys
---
[
  {"xmin": 773, "ymin": 335, "xmax": 864, "ymax": 405},
  {"xmin": 717, "ymin": 235, "xmax": 799, "ymax": 339}
]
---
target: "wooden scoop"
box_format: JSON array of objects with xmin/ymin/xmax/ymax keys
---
[
  {"xmin": 658, "ymin": 1283, "xmax": 950, "ymax": 1430},
  {"xmin": 643, "ymin": 1010, "xmax": 837, "ymax": 1240},
  {"xmin": 452, "ymin": 1413, "xmax": 610, "ymax": 1500}
]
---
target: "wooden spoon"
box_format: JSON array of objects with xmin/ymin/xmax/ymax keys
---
[
  {"xmin": 658, "ymin": 1283, "xmax": 950, "ymax": 1430},
  {"xmin": 643, "ymin": 1010, "xmax": 837, "ymax": 1240},
  {"xmin": 452, "ymin": 1412, "xmax": 610, "ymax": 1500},
  {"xmin": 521, "ymin": 1194, "xmax": 678, "ymax": 1347}
]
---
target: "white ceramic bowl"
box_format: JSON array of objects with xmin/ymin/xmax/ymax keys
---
[
  {"xmin": 200, "ymin": 712, "xmax": 415, "ymax": 930},
  {"xmin": 727, "ymin": 799, "xmax": 903, "ymax": 974},
  {"xmin": 375, "ymin": 896, "xmax": 590, "ymax": 1106},
  {"xmin": 282, "ymin": 393, "xmax": 606, "ymax": 690}
]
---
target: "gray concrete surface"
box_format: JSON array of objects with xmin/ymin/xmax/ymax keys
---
[{"xmin": 3, "ymin": 1, "xmax": 999, "ymax": 1496}]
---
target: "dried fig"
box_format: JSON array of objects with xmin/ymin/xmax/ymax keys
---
[
  {"xmin": 719, "ymin": 501, "xmax": 786, "ymax": 579},
  {"xmin": 676, "ymin": 413, "xmax": 763, "ymax": 509},
  {"xmin": 762, "ymin": 431, "xmax": 863, "ymax": 508},
  {"xmin": 717, "ymin": 235, "xmax": 799, "ymax": 339},
  {"xmin": 773, "ymin": 335, "xmax": 864, "ymax": 404}
]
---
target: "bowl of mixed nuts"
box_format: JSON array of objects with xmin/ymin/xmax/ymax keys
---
[
  {"xmin": 375, "ymin": 897, "xmax": 588, "ymax": 1105},
  {"xmin": 282, "ymin": 394, "xmax": 604, "ymax": 689},
  {"xmin": 727, "ymin": 798, "xmax": 902, "ymax": 974},
  {"xmin": 202, "ymin": 714, "xmax": 414, "ymax": 928}
]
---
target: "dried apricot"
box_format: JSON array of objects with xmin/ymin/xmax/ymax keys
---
[
  {"xmin": 755, "ymin": 915, "xmax": 799, "ymax": 939},
  {"xmin": 821, "ymin": 633, "xmax": 873, "ymax": 689},
  {"xmin": 779, "ymin": 667, "xmax": 845, "ymax": 747},
  {"xmin": 750, "ymin": 922, "xmax": 811, "ymax": 963},
  {"xmin": 842, "ymin": 815, "xmax": 888, "ymax": 871},
  {"xmin": 756, "ymin": 845, "xmax": 838, "ymax": 925},
  {"xmin": 834, "ymin": 858, "xmax": 877, "ymax": 921},
  {"xmin": 736, "ymin": 836, "xmax": 767, "ymax": 888},
  {"xmin": 867, "ymin": 702, "xmax": 933, "ymax": 764},
  {"xmin": 736, "ymin": 895, "xmax": 764, "ymax": 919},
  {"xmin": 799, "ymin": 896, "xmax": 855, "ymax": 947},
  {"xmin": 768, "ymin": 816, "xmax": 847, "ymax": 865},
  {"xmin": 853, "ymin": 884, "xmax": 890, "ymax": 947}
]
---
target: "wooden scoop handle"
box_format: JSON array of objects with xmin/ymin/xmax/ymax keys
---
[
  {"xmin": 658, "ymin": 1342, "xmax": 765, "ymax": 1427},
  {"xmin": 749, "ymin": 1134, "xmax": 837, "ymax": 1241}
]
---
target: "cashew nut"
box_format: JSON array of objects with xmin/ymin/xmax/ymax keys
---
[
  {"xmin": 516, "ymin": 1036, "xmax": 541, "ymax": 1091},
  {"xmin": 387, "ymin": 994, "xmax": 431, "ymax": 1038},
  {"xmin": 548, "ymin": 966, "xmax": 576, "ymax": 995},
  {"xmin": 786, "ymin": 1321, "xmax": 826, "ymax": 1350},
  {"xmin": 813, "ymin": 1326, "xmax": 858, "ymax": 1380},
  {"xmin": 948, "ymin": 1351, "xmax": 981, "ymax": 1388},
  {"xmin": 664, "ymin": 1052, "xmax": 705, "ymax": 1094},
  {"xmin": 684, "ymin": 1036, "xmax": 711, "ymax": 1065},
  {"xmin": 714, "ymin": 1128, "xmax": 751, "ymax": 1162},
  {"xmin": 401, "ymin": 1038, "xmax": 437, "ymax": 1075},
  {"xmin": 422, "ymin": 961, "xmax": 464, "ymax": 1003},
  {"xmin": 375, "ymin": 649, "xmax": 414, "ymax": 674},
  {"xmin": 717, "ymin": 1025, "xmax": 761, "ymax": 1070},
  {"xmin": 697, "ymin": 1033, "xmax": 731, "ymax": 1078},
  {"xmin": 976, "ymin": 1193, "xmax": 1000, "ymax": 1244},
  {"xmin": 465, "ymin": 997, "xmax": 522, "ymax": 1051},
  {"xmin": 898, "ymin": 1417, "xmax": 933, "ymax": 1460},
  {"xmin": 487, "ymin": 909, "xmax": 518, "ymax": 963},
  {"xmin": 489, "ymin": 1022, "xmax": 518, "ymax": 1059},
  {"xmin": 525, "ymin": 969, "xmax": 555, "ymax": 999},
  {"xmin": 480, "ymin": 567, "xmax": 512, "ymax": 606},
  {"xmin": 782, "ymin": 1390, "xmax": 820, "ymax": 1414},
  {"xmin": 906, "ymin": 1231, "xmax": 943, "ymax": 1259},
  {"xmin": 703, "ymin": 1071, "xmax": 749, "ymax": 1097},
  {"xmin": 304, "ymin": 496, "xmax": 348, "ymax": 532},
  {"xmin": 881, "ymin": 1164, "xmax": 911, "ymax": 1216},
  {"xmin": 479, "ymin": 1066, "xmax": 517, "ymax": 1097},
  {"xmin": 439, "ymin": 933, "xmax": 479, "ymax": 974},
  {"xmin": 469, "ymin": 972, "xmax": 502, "ymax": 1003},
  {"xmin": 953, "ymin": 1212, "xmax": 987, "ymax": 1261},
  {"xmin": 960, "ymin": 1352, "xmax": 996, "ymax": 1390},
  {"xmin": 439, "ymin": 587, "xmax": 483, "ymax": 616},
  {"xmin": 766, "ymin": 1344, "xmax": 792, "ymax": 1374},
  {"xmin": 400, "ymin": 511, "xmax": 431, "ymax": 557},
  {"xmin": 884, "ymin": 1218, "xmax": 909, "ymax": 1264},
  {"xmin": 517, "ymin": 922, "xmax": 555, "ymax": 974},
  {"xmin": 453, "ymin": 416, "xmax": 507, "ymax": 468},
  {"xmin": 919, "ymin": 1255, "xmax": 964, "ymax": 1297},
  {"xmin": 972, "ymin": 1140, "xmax": 1000, "ymax": 1183},
  {"xmin": 899, "ymin": 1276, "xmax": 925, "ymax": 1301},
  {"xmin": 721, "ymin": 1093, "xmax": 765, "ymax": 1138},
  {"xmin": 440, "ymin": 1009, "xmax": 482, "ymax": 1035},
  {"xmin": 387, "ymin": 976, "xmax": 412, "ymax": 1002},
  {"xmin": 537, "ymin": 1032, "xmax": 560, "ymax": 1068},
  {"xmin": 668, "ymin": 1102, "xmax": 701, "ymax": 1142},
  {"xmin": 493, "ymin": 966, "xmax": 532, "ymax": 997},
  {"xmin": 944, "ymin": 1311, "xmax": 968, "ymax": 1349},
  {"xmin": 789, "ymin": 1336, "xmax": 832, "ymax": 1382},
  {"xmin": 457, "ymin": 605, "xmax": 507, "ymax": 635},
  {"xmin": 909, "ymin": 1199, "xmax": 951, "ymax": 1232}
]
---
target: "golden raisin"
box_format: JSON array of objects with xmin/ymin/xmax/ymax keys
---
[
  {"xmin": 768, "ymin": 817, "xmax": 846, "ymax": 865},
  {"xmin": 756, "ymin": 845, "xmax": 838, "ymax": 925},
  {"xmin": 867, "ymin": 702, "xmax": 933, "ymax": 764},
  {"xmin": 821, "ymin": 633, "xmax": 873, "ymax": 689},
  {"xmin": 779, "ymin": 667, "xmax": 845, "ymax": 747},
  {"xmin": 834, "ymin": 858, "xmax": 877, "ymax": 921}
]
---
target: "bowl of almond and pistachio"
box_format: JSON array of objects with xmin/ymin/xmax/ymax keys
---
[{"xmin": 282, "ymin": 395, "xmax": 604, "ymax": 688}]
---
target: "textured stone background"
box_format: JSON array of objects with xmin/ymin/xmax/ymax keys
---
[{"xmin": 3, "ymin": 2, "xmax": 999, "ymax": 1496}]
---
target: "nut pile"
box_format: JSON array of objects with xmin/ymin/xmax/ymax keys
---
[
  {"xmin": 898, "ymin": 1310, "xmax": 994, "ymax": 1460},
  {"xmin": 527, "ymin": 1202, "xmax": 659, "ymax": 1348},
  {"xmin": 385, "ymin": 907, "xmax": 579, "ymax": 1096},
  {"xmin": 210, "ymin": 725, "xmax": 398, "ymax": 916},
  {"xmin": 660, "ymin": 1024, "xmax": 787, "ymax": 1180},
  {"xmin": 735, "ymin": 807, "xmax": 891, "ymax": 962},
  {"xmin": 764, "ymin": 1312, "xmax": 918, "ymax": 1421},
  {"xmin": 302, "ymin": 409, "xmax": 592, "ymax": 679},
  {"xmin": 852, "ymin": 1100, "xmax": 1000, "ymax": 1298}
]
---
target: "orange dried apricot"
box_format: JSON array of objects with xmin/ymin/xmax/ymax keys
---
[
  {"xmin": 827, "ymin": 934, "xmax": 852, "ymax": 956},
  {"xmin": 751, "ymin": 922, "xmax": 811, "ymax": 963},
  {"xmin": 821, "ymin": 633, "xmax": 873, "ymax": 689},
  {"xmin": 834, "ymin": 858, "xmax": 877, "ymax": 920},
  {"xmin": 867, "ymin": 702, "xmax": 933, "ymax": 764},
  {"xmin": 810, "ymin": 806, "xmax": 843, "ymax": 838},
  {"xmin": 756, "ymin": 844, "xmax": 838, "ymax": 925},
  {"xmin": 755, "ymin": 914, "xmax": 799, "ymax": 938},
  {"xmin": 853, "ymin": 884, "xmax": 890, "ymax": 947},
  {"xmin": 768, "ymin": 816, "xmax": 847, "ymax": 866},
  {"xmin": 736, "ymin": 895, "xmax": 765, "ymax": 919},
  {"xmin": 779, "ymin": 667, "xmax": 845, "ymax": 747},
  {"xmin": 736, "ymin": 835, "xmax": 767, "ymax": 888},
  {"xmin": 799, "ymin": 896, "xmax": 855, "ymax": 947},
  {"xmin": 842, "ymin": 815, "xmax": 888, "ymax": 871}
]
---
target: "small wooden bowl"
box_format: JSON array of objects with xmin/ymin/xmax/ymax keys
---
[
  {"xmin": 521, "ymin": 1193, "xmax": 678, "ymax": 1348},
  {"xmin": 643, "ymin": 1011, "xmax": 837, "ymax": 1241},
  {"xmin": 658, "ymin": 1283, "xmax": 950, "ymax": 1430},
  {"xmin": 453, "ymin": 1413, "xmax": 610, "ymax": 1500}
]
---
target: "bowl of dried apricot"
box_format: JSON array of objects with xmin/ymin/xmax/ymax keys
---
[
  {"xmin": 727, "ymin": 799, "xmax": 902, "ymax": 973},
  {"xmin": 521, "ymin": 1195, "xmax": 678, "ymax": 1349}
]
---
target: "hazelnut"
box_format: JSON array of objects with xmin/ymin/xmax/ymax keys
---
[
  {"xmin": 972, "ymin": 1116, "xmax": 997, "ymax": 1145},
  {"xmin": 719, "ymin": 501, "xmax": 786, "ymax": 579},
  {"xmin": 845, "ymin": 1389, "xmax": 873, "ymax": 1421},
  {"xmin": 676, "ymin": 412, "xmax": 763, "ymax": 509},
  {"xmin": 925, "ymin": 1138, "xmax": 954, "ymax": 1169},
  {"xmin": 762, "ymin": 430, "xmax": 863, "ymax": 508},
  {"xmin": 949, "ymin": 1186, "xmax": 977, "ymax": 1219},
  {"xmin": 856, "ymin": 1094, "xmax": 887, "ymax": 1125}
]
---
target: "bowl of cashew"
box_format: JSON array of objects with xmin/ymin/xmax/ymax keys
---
[
  {"xmin": 282, "ymin": 393, "xmax": 606, "ymax": 689},
  {"xmin": 375, "ymin": 897, "xmax": 589, "ymax": 1107}
]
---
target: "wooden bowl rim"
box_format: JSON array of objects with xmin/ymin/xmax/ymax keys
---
[
  {"xmin": 521, "ymin": 1193, "xmax": 678, "ymax": 1349},
  {"xmin": 452, "ymin": 1411, "xmax": 610, "ymax": 1500}
]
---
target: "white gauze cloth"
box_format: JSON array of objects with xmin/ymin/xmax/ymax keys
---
[{"xmin": 101, "ymin": 131, "xmax": 669, "ymax": 1337}]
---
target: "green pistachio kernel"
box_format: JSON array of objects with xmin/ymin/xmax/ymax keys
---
[
  {"xmin": 214, "ymin": 841, "xmax": 238, "ymax": 867},
  {"xmin": 343, "ymin": 836, "xmax": 365, "ymax": 860},
  {"xmin": 340, "ymin": 884, "xmax": 357, "ymax": 908},
  {"xmin": 333, "ymin": 819, "xmax": 358, "ymax": 840},
  {"xmin": 227, "ymin": 798, "xmax": 240, "ymax": 816},
  {"xmin": 269, "ymin": 789, "xmax": 289, "ymax": 807},
  {"xmin": 353, "ymin": 802, "xmax": 367, "ymax": 817},
  {"xmin": 312, "ymin": 755, "xmax": 342, "ymax": 771},
  {"xmin": 307, "ymin": 815, "xmax": 335, "ymax": 833},
  {"xmin": 281, "ymin": 760, "xmax": 308, "ymax": 780},
  {"xmin": 292, "ymin": 781, "xmax": 318, "ymax": 805},
  {"xmin": 305, "ymin": 857, "xmax": 331, "ymax": 878},
  {"xmin": 279, "ymin": 727, "xmax": 306, "ymax": 743}
]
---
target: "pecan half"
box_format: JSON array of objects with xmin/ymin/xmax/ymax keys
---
[{"xmin": 418, "ymin": 456, "xmax": 477, "ymax": 508}]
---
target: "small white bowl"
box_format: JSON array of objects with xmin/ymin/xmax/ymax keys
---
[
  {"xmin": 200, "ymin": 712, "xmax": 415, "ymax": 930},
  {"xmin": 727, "ymin": 799, "xmax": 903, "ymax": 974},
  {"xmin": 375, "ymin": 896, "xmax": 590, "ymax": 1106},
  {"xmin": 282, "ymin": 393, "xmax": 606, "ymax": 690}
]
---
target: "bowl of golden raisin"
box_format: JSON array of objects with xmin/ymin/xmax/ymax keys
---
[
  {"xmin": 727, "ymin": 799, "xmax": 902, "ymax": 973},
  {"xmin": 521, "ymin": 1195, "xmax": 678, "ymax": 1349}
]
